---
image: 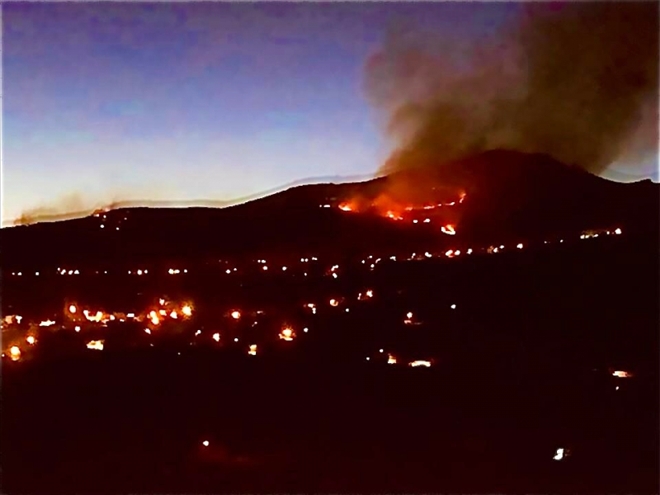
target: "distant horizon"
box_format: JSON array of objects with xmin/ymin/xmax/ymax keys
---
[
  {"xmin": 1, "ymin": 171, "xmax": 381, "ymax": 227},
  {"xmin": 3, "ymin": 148, "xmax": 657, "ymax": 229}
]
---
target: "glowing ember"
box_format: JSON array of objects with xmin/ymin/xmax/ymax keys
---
[
  {"xmin": 212, "ymin": 333, "xmax": 220, "ymax": 342},
  {"xmin": 409, "ymin": 360, "xmax": 432, "ymax": 368},
  {"xmin": 159, "ymin": 298, "xmax": 166, "ymax": 305},
  {"xmin": 69, "ymin": 304, "xmax": 77, "ymax": 314},
  {"xmin": 553, "ymin": 448, "xmax": 570, "ymax": 461},
  {"xmin": 26, "ymin": 335, "xmax": 36, "ymax": 345},
  {"xmin": 170, "ymin": 311, "xmax": 178, "ymax": 319},
  {"xmin": 366, "ymin": 290, "xmax": 373, "ymax": 298},
  {"xmin": 86, "ymin": 340, "xmax": 104, "ymax": 351},
  {"xmin": 39, "ymin": 320, "xmax": 56, "ymax": 327},
  {"xmin": 338, "ymin": 203, "xmax": 353, "ymax": 212},
  {"xmin": 231, "ymin": 311, "xmax": 241, "ymax": 320},
  {"xmin": 75, "ymin": 326, "xmax": 81, "ymax": 332},
  {"xmin": 84, "ymin": 310, "xmax": 104, "ymax": 323},
  {"xmin": 202, "ymin": 440, "xmax": 210, "ymax": 447},
  {"xmin": 612, "ymin": 370, "xmax": 633, "ymax": 378},
  {"xmin": 279, "ymin": 327, "xmax": 295, "ymax": 341},
  {"xmin": 517, "ymin": 243, "xmax": 524, "ymax": 249},
  {"xmin": 441, "ymin": 225, "xmax": 456, "ymax": 236},
  {"xmin": 406, "ymin": 312, "xmax": 413, "ymax": 319},
  {"xmin": 181, "ymin": 305, "xmax": 193, "ymax": 317},
  {"xmin": 144, "ymin": 328, "xmax": 151, "ymax": 335},
  {"xmin": 388, "ymin": 354, "xmax": 397, "ymax": 364},
  {"xmin": 248, "ymin": 344, "xmax": 257, "ymax": 356},
  {"xmin": 9, "ymin": 346, "xmax": 21, "ymax": 361},
  {"xmin": 329, "ymin": 299, "xmax": 339, "ymax": 307},
  {"xmin": 614, "ymin": 228, "xmax": 622, "ymax": 235}
]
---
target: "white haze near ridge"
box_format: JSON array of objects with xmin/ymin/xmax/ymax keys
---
[{"xmin": 2, "ymin": 131, "xmax": 390, "ymax": 226}]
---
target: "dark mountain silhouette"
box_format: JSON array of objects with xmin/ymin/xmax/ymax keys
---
[{"xmin": 2, "ymin": 150, "xmax": 657, "ymax": 269}]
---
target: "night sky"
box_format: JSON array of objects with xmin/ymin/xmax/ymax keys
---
[
  {"xmin": 4, "ymin": 2, "xmax": 653, "ymax": 225},
  {"xmin": 3, "ymin": 2, "xmax": 519, "ymax": 224}
]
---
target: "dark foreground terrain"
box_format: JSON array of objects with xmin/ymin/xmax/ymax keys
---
[
  {"xmin": 2, "ymin": 232, "xmax": 658, "ymax": 494},
  {"xmin": 3, "ymin": 352, "xmax": 658, "ymax": 494}
]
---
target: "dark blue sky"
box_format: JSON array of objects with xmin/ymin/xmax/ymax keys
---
[{"xmin": 4, "ymin": 2, "xmax": 520, "ymax": 222}]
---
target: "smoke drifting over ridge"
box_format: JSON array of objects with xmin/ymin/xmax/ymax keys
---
[{"xmin": 366, "ymin": 2, "xmax": 659, "ymax": 181}]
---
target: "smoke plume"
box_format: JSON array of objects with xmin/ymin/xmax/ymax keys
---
[{"xmin": 366, "ymin": 2, "xmax": 659, "ymax": 180}]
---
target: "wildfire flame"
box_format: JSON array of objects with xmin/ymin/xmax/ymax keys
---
[
  {"xmin": 279, "ymin": 327, "xmax": 295, "ymax": 341},
  {"xmin": 9, "ymin": 346, "xmax": 22, "ymax": 361},
  {"xmin": 409, "ymin": 360, "xmax": 432, "ymax": 368},
  {"xmin": 86, "ymin": 340, "xmax": 105, "ymax": 351},
  {"xmin": 441, "ymin": 225, "xmax": 456, "ymax": 236}
]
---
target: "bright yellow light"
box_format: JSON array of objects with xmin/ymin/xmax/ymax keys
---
[
  {"xmin": 144, "ymin": 328, "xmax": 151, "ymax": 335},
  {"xmin": 279, "ymin": 327, "xmax": 295, "ymax": 341},
  {"xmin": 409, "ymin": 360, "xmax": 432, "ymax": 368},
  {"xmin": 231, "ymin": 310, "xmax": 241, "ymax": 320},
  {"xmin": 441, "ymin": 225, "xmax": 456, "ymax": 236},
  {"xmin": 248, "ymin": 344, "xmax": 257, "ymax": 356},
  {"xmin": 170, "ymin": 311, "xmax": 178, "ymax": 319},
  {"xmin": 86, "ymin": 340, "xmax": 104, "ymax": 351},
  {"xmin": 388, "ymin": 353, "xmax": 397, "ymax": 365},
  {"xmin": 181, "ymin": 305, "xmax": 193, "ymax": 317},
  {"xmin": 612, "ymin": 370, "xmax": 633, "ymax": 378},
  {"xmin": 69, "ymin": 304, "xmax": 77, "ymax": 314},
  {"xmin": 26, "ymin": 335, "xmax": 36, "ymax": 345},
  {"xmin": 9, "ymin": 346, "xmax": 21, "ymax": 361}
]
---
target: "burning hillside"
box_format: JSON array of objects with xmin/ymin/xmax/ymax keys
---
[{"xmin": 336, "ymin": 190, "xmax": 464, "ymax": 235}]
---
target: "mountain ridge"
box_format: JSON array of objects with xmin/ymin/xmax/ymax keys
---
[{"xmin": 3, "ymin": 150, "xmax": 657, "ymax": 269}]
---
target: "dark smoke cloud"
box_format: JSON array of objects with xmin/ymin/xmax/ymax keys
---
[{"xmin": 366, "ymin": 2, "xmax": 659, "ymax": 181}]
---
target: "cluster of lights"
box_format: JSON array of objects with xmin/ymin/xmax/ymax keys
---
[{"xmin": 8, "ymin": 226, "xmax": 623, "ymax": 280}]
